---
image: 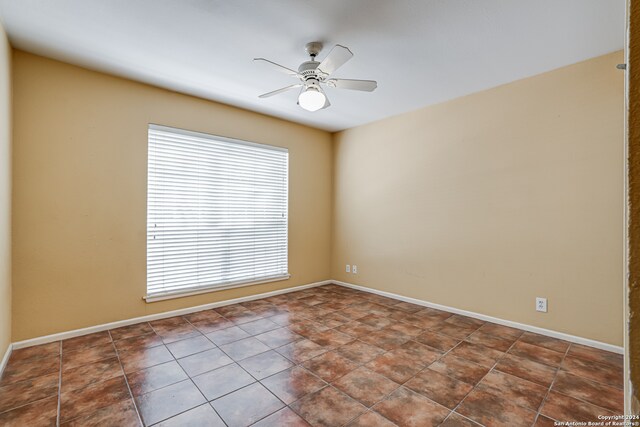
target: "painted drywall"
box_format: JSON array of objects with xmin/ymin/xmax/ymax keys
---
[
  {"xmin": 332, "ymin": 51, "xmax": 624, "ymax": 346},
  {"xmin": 628, "ymin": 0, "xmax": 640, "ymax": 413},
  {"xmin": 11, "ymin": 51, "xmax": 333, "ymax": 341},
  {"xmin": 0, "ymin": 22, "xmax": 11, "ymax": 355}
]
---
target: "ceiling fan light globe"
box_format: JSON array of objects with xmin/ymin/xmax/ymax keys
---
[{"xmin": 298, "ymin": 88, "xmax": 326, "ymax": 111}]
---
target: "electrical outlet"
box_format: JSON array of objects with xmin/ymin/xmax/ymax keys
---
[
  {"xmin": 352, "ymin": 265, "xmax": 358, "ymax": 274},
  {"xmin": 536, "ymin": 297, "xmax": 547, "ymax": 313},
  {"xmin": 345, "ymin": 264, "xmax": 350, "ymax": 273}
]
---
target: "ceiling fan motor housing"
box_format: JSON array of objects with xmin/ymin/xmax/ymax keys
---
[{"xmin": 298, "ymin": 61, "xmax": 325, "ymax": 88}]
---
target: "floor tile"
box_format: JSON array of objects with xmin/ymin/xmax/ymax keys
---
[
  {"xmin": 393, "ymin": 302, "xmax": 424, "ymax": 313},
  {"xmin": 465, "ymin": 330, "xmax": 516, "ymax": 352},
  {"xmin": 431, "ymin": 322, "xmax": 477, "ymax": 340},
  {"xmin": 428, "ymin": 354, "xmax": 489, "ymax": 385},
  {"xmin": 476, "ymin": 370, "xmax": 547, "ymax": 411},
  {"xmin": 366, "ymin": 350, "xmax": 425, "ymax": 384},
  {"xmin": 373, "ymin": 387, "xmax": 450, "ymax": 427},
  {"xmin": 317, "ymin": 312, "xmax": 352, "ymax": 328},
  {"xmin": 0, "ymin": 394, "xmax": 58, "ymax": 427},
  {"xmin": 449, "ymin": 341, "xmax": 504, "ymax": 368},
  {"xmin": 404, "ymin": 368, "xmax": 473, "ymax": 409},
  {"xmin": 445, "ymin": 315, "xmax": 485, "ymax": 329},
  {"xmin": 255, "ymin": 327, "xmax": 303, "ymax": 348},
  {"xmin": 183, "ymin": 309, "xmax": 222, "ymax": 324},
  {"xmin": 118, "ymin": 345, "xmax": 174, "ymax": 373},
  {"xmin": 109, "ymin": 323, "xmax": 154, "ymax": 342},
  {"xmin": 261, "ymin": 366, "xmax": 326, "ymax": 404},
  {"xmin": 113, "ymin": 333, "xmax": 164, "ymax": 353},
  {"xmin": 238, "ymin": 318, "xmax": 280, "ymax": 335},
  {"xmin": 7, "ymin": 342, "xmax": 59, "ymax": 365},
  {"xmin": 357, "ymin": 314, "xmax": 394, "ymax": 329},
  {"xmin": 303, "ymin": 351, "xmax": 359, "ymax": 382},
  {"xmin": 534, "ymin": 415, "xmax": 557, "ymax": 427},
  {"xmin": 239, "ymin": 350, "xmax": 294, "ymax": 380},
  {"xmin": 346, "ymin": 411, "xmax": 397, "ymax": 427},
  {"xmin": 540, "ymin": 391, "xmax": 618, "ymax": 421},
  {"xmin": 567, "ymin": 344, "xmax": 624, "ymax": 369},
  {"xmin": 336, "ymin": 340, "xmax": 385, "ymax": 364},
  {"xmin": 211, "ymin": 382, "xmax": 284, "ymax": 427},
  {"xmin": 397, "ymin": 341, "xmax": 442, "ymax": 365},
  {"xmin": 0, "ymin": 354, "xmax": 60, "ymax": 385},
  {"xmin": 61, "ymin": 398, "xmax": 142, "ymax": 426},
  {"xmin": 287, "ymin": 320, "xmax": 330, "ymax": 337},
  {"xmin": 220, "ymin": 337, "xmax": 271, "ymax": 361},
  {"xmin": 552, "ymin": 370, "xmax": 624, "ymax": 413},
  {"xmin": 306, "ymin": 329, "xmax": 354, "ymax": 348},
  {"xmin": 477, "ymin": 322, "xmax": 523, "ymax": 340},
  {"xmin": 252, "ymin": 407, "xmax": 311, "ymax": 427},
  {"xmin": 177, "ymin": 348, "xmax": 233, "ymax": 377},
  {"xmin": 290, "ymin": 386, "xmax": 367, "ymax": 427},
  {"xmin": 154, "ymin": 403, "xmax": 225, "ymax": 427},
  {"xmin": 359, "ymin": 329, "xmax": 411, "ymax": 351},
  {"xmin": 206, "ymin": 326, "xmax": 251, "ymax": 346},
  {"xmin": 59, "ymin": 375, "xmax": 132, "ymax": 423},
  {"xmin": 334, "ymin": 367, "xmax": 400, "ymax": 407},
  {"xmin": 561, "ymin": 355, "xmax": 623, "ymax": 388},
  {"xmin": 190, "ymin": 317, "xmax": 236, "ymax": 334},
  {"xmin": 494, "ymin": 353, "xmax": 557, "ymax": 387},
  {"xmin": 63, "ymin": 331, "xmax": 112, "ymax": 353},
  {"xmin": 166, "ymin": 335, "xmax": 215, "ymax": 359},
  {"xmin": 276, "ymin": 339, "xmax": 329, "ymax": 364},
  {"xmin": 334, "ymin": 321, "xmax": 379, "ymax": 338},
  {"xmin": 0, "ymin": 371, "xmax": 59, "ymax": 413},
  {"xmin": 192, "ymin": 363, "xmax": 255, "ymax": 401},
  {"xmin": 150, "ymin": 317, "xmax": 201, "ymax": 343},
  {"xmin": 508, "ymin": 341, "xmax": 564, "ymax": 367},
  {"xmin": 62, "ymin": 342, "xmax": 116, "ymax": 371},
  {"xmin": 386, "ymin": 322, "xmax": 423, "ymax": 337},
  {"xmin": 339, "ymin": 307, "xmax": 369, "ymax": 320},
  {"xmin": 61, "ymin": 356, "xmax": 123, "ymax": 394},
  {"xmin": 414, "ymin": 331, "xmax": 460, "ymax": 352},
  {"xmin": 456, "ymin": 388, "xmax": 537, "ymax": 427},
  {"xmin": 126, "ymin": 360, "xmax": 188, "ymax": 396},
  {"xmin": 439, "ymin": 412, "xmax": 481, "ymax": 427},
  {"xmin": 519, "ymin": 332, "xmax": 570, "ymax": 354},
  {"xmin": 135, "ymin": 379, "xmax": 206, "ymax": 426}
]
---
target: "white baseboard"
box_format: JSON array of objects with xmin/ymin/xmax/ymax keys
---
[
  {"xmin": 11, "ymin": 278, "xmax": 623, "ymax": 355},
  {"xmin": 333, "ymin": 280, "xmax": 624, "ymax": 355},
  {"xmin": 0, "ymin": 343, "xmax": 12, "ymax": 377},
  {"xmin": 12, "ymin": 280, "xmax": 331, "ymax": 350}
]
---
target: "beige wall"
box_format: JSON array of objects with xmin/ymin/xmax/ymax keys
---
[
  {"xmin": 332, "ymin": 51, "xmax": 624, "ymax": 346},
  {"xmin": 11, "ymin": 51, "xmax": 333, "ymax": 341},
  {"xmin": 0, "ymin": 23, "xmax": 11, "ymax": 354}
]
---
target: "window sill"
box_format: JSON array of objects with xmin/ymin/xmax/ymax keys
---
[{"xmin": 143, "ymin": 274, "xmax": 291, "ymax": 303}]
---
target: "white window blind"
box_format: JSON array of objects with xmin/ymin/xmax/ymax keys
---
[{"xmin": 146, "ymin": 124, "xmax": 289, "ymax": 300}]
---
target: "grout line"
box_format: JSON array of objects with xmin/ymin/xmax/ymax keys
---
[
  {"xmin": 531, "ymin": 341, "xmax": 571, "ymax": 425},
  {"xmin": 109, "ymin": 330, "xmax": 145, "ymax": 427}
]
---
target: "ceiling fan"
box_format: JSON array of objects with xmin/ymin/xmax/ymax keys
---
[{"xmin": 254, "ymin": 42, "xmax": 377, "ymax": 112}]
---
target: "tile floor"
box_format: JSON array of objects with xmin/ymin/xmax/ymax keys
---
[{"xmin": 0, "ymin": 284, "xmax": 624, "ymax": 426}]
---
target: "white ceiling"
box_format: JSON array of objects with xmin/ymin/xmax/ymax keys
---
[{"xmin": 0, "ymin": 0, "xmax": 626, "ymax": 132}]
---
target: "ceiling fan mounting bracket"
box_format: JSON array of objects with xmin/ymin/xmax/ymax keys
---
[{"xmin": 305, "ymin": 42, "xmax": 323, "ymax": 59}]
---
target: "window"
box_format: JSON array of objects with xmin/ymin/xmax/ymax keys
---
[{"xmin": 146, "ymin": 124, "xmax": 289, "ymax": 301}]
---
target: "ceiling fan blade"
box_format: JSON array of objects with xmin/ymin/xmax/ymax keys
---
[
  {"xmin": 321, "ymin": 97, "xmax": 331, "ymax": 110},
  {"xmin": 259, "ymin": 84, "xmax": 302, "ymax": 98},
  {"xmin": 326, "ymin": 78, "xmax": 377, "ymax": 92},
  {"xmin": 317, "ymin": 45, "xmax": 353, "ymax": 76},
  {"xmin": 253, "ymin": 58, "xmax": 299, "ymax": 76}
]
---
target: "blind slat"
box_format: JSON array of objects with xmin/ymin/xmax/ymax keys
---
[{"xmin": 147, "ymin": 125, "xmax": 289, "ymax": 297}]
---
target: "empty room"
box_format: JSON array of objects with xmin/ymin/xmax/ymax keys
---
[{"xmin": 0, "ymin": 0, "xmax": 635, "ymax": 426}]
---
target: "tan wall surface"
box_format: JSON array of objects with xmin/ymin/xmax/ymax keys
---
[
  {"xmin": 332, "ymin": 51, "xmax": 624, "ymax": 346},
  {"xmin": 0, "ymin": 23, "xmax": 11, "ymax": 353},
  {"xmin": 11, "ymin": 51, "xmax": 333, "ymax": 341}
]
